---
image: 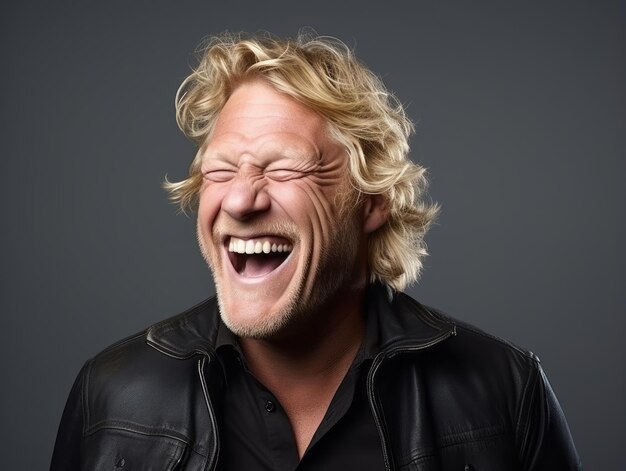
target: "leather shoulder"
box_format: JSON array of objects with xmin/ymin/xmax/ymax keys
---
[
  {"xmin": 423, "ymin": 304, "xmax": 540, "ymax": 372},
  {"xmin": 415, "ymin": 306, "xmax": 543, "ymax": 447},
  {"xmin": 84, "ymin": 331, "xmax": 200, "ymax": 438},
  {"xmin": 81, "ymin": 298, "xmax": 221, "ymax": 439}
]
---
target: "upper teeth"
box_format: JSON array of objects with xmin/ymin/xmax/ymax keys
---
[{"xmin": 228, "ymin": 237, "xmax": 293, "ymax": 255}]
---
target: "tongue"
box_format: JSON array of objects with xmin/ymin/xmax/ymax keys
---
[{"xmin": 240, "ymin": 253, "xmax": 287, "ymax": 277}]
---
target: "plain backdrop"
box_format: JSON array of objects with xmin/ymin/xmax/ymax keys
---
[{"xmin": 1, "ymin": 1, "xmax": 624, "ymax": 469}]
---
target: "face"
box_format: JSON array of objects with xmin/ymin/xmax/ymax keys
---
[{"xmin": 197, "ymin": 80, "xmax": 374, "ymax": 339}]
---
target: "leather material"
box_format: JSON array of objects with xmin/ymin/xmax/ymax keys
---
[{"xmin": 51, "ymin": 286, "xmax": 581, "ymax": 470}]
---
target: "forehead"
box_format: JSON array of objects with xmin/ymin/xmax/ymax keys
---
[{"xmin": 204, "ymin": 80, "xmax": 331, "ymax": 159}]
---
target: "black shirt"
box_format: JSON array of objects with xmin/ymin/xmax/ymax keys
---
[{"xmin": 215, "ymin": 311, "xmax": 386, "ymax": 470}]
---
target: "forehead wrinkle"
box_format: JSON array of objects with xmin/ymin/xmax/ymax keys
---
[
  {"xmin": 214, "ymin": 105, "xmax": 324, "ymax": 136},
  {"xmin": 205, "ymin": 130, "xmax": 321, "ymax": 166},
  {"xmin": 204, "ymin": 86, "xmax": 335, "ymax": 166},
  {"xmin": 200, "ymin": 140, "xmax": 238, "ymax": 165},
  {"xmin": 256, "ymin": 136, "xmax": 320, "ymax": 164}
]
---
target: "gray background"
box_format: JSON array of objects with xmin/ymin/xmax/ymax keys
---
[{"xmin": 1, "ymin": 1, "xmax": 624, "ymax": 469}]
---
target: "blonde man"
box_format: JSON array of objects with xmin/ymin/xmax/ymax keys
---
[{"xmin": 52, "ymin": 33, "xmax": 580, "ymax": 470}]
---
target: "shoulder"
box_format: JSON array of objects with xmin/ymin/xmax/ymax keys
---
[
  {"xmin": 53, "ymin": 300, "xmax": 222, "ymax": 469},
  {"xmin": 392, "ymin": 296, "xmax": 548, "ymax": 445},
  {"xmin": 390, "ymin": 291, "xmax": 540, "ymax": 371},
  {"xmin": 427, "ymin": 302, "xmax": 538, "ymax": 361},
  {"xmin": 88, "ymin": 295, "xmax": 220, "ymax": 371},
  {"xmin": 415, "ymin": 303, "xmax": 581, "ymax": 469},
  {"xmin": 413, "ymin": 299, "xmax": 540, "ymax": 398},
  {"xmin": 80, "ymin": 297, "xmax": 220, "ymax": 435},
  {"xmin": 84, "ymin": 331, "xmax": 193, "ymax": 421},
  {"xmin": 377, "ymin": 292, "xmax": 580, "ymax": 468},
  {"xmin": 387, "ymin": 292, "xmax": 542, "ymax": 418},
  {"xmin": 399, "ymin": 297, "xmax": 543, "ymax": 437},
  {"xmin": 373, "ymin": 286, "xmax": 540, "ymax": 381}
]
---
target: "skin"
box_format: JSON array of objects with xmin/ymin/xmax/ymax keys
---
[{"xmin": 196, "ymin": 79, "xmax": 388, "ymax": 457}]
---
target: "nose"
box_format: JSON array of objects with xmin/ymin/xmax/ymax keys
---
[{"xmin": 221, "ymin": 176, "xmax": 270, "ymax": 220}]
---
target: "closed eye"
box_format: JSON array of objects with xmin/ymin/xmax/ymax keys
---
[
  {"xmin": 203, "ymin": 170, "xmax": 236, "ymax": 182},
  {"xmin": 265, "ymin": 169, "xmax": 308, "ymax": 181}
]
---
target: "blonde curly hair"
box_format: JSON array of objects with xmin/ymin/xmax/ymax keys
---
[{"xmin": 165, "ymin": 31, "xmax": 439, "ymax": 290}]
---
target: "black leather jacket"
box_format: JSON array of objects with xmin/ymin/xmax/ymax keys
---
[{"xmin": 51, "ymin": 286, "xmax": 581, "ymax": 470}]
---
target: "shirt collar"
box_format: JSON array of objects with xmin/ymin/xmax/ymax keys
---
[{"xmin": 215, "ymin": 319, "xmax": 245, "ymax": 363}]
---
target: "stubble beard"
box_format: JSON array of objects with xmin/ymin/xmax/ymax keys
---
[{"xmin": 197, "ymin": 202, "xmax": 361, "ymax": 340}]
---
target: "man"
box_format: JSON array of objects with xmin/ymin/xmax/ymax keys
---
[{"xmin": 51, "ymin": 33, "xmax": 581, "ymax": 470}]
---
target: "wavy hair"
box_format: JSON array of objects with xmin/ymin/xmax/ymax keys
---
[{"xmin": 165, "ymin": 31, "xmax": 439, "ymax": 290}]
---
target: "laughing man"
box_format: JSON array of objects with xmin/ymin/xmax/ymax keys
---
[{"xmin": 51, "ymin": 33, "xmax": 581, "ymax": 470}]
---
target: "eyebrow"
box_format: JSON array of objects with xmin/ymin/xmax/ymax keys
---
[
  {"xmin": 258, "ymin": 141, "xmax": 321, "ymax": 162},
  {"xmin": 203, "ymin": 141, "xmax": 321, "ymax": 164}
]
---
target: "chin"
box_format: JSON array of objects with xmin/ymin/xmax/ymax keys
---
[{"xmin": 215, "ymin": 282, "xmax": 302, "ymax": 339}]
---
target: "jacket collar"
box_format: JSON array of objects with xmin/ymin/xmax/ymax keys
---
[
  {"xmin": 146, "ymin": 298, "xmax": 222, "ymax": 359},
  {"xmin": 366, "ymin": 283, "xmax": 456, "ymax": 352},
  {"xmin": 146, "ymin": 283, "xmax": 456, "ymax": 359}
]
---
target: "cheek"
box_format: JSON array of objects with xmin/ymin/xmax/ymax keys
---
[
  {"xmin": 197, "ymin": 185, "xmax": 226, "ymax": 230},
  {"xmin": 269, "ymin": 181, "xmax": 341, "ymax": 235}
]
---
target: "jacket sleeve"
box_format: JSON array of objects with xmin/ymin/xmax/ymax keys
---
[
  {"xmin": 518, "ymin": 362, "xmax": 582, "ymax": 470},
  {"xmin": 50, "ymin": 362, "xmax": 88, "ymax": 471}
]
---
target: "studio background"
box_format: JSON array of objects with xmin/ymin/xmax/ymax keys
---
[{"xmin": 1, "ymin": 1, "xmax": 623, "ymax": 469}]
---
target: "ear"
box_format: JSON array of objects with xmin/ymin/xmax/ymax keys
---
[{"xmin": 362, "ymin": 194, "xmax": 389, "ymax": 234}]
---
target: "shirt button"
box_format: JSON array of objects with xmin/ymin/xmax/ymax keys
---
[{"xmin": 264, "ymin": 400, "xmax": 276, "ymax": 412}]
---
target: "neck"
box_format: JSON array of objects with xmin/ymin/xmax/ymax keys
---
[
  {"xmin": 238, "ymin": 284, "xmax": 367, "ymax": 458},
  {"xmin": 239, "ymin": 283, "xmax": 366, "ymax": 387}
]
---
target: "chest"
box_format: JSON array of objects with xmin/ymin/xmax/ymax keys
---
[{"xmin": 217, "ymin": 356, "xmax": 386, "ymax": 470}]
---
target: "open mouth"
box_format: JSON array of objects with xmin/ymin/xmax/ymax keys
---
[{"xmin": 227, "ymin": 236, "xmax": 293, "ymax": 278}]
